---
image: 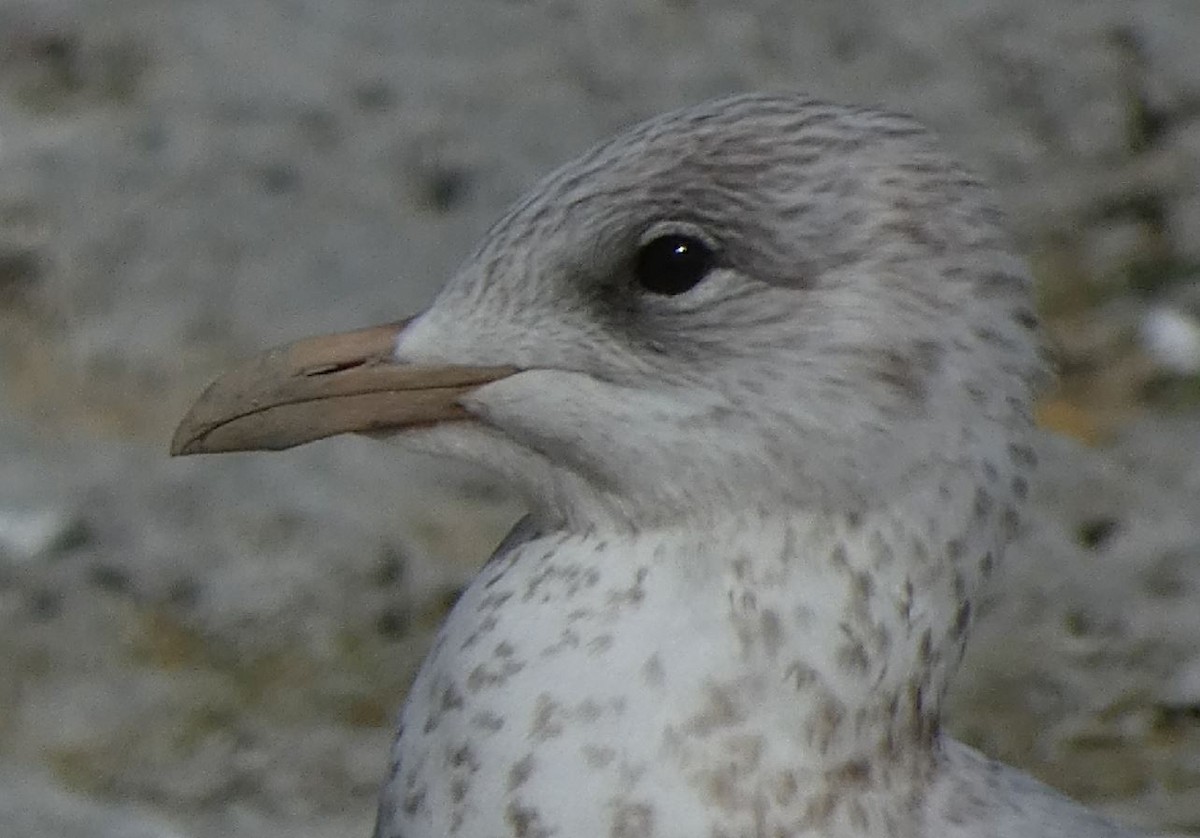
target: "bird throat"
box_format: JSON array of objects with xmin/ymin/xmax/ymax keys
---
[{"xmin": 385, "ymin": 470, "xmax": 1008, "ymax": 836}]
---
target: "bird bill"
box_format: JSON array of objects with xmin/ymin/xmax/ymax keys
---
[{"xmin": 170, "ymin": 320, "xmax": 517, "ymax": 456}]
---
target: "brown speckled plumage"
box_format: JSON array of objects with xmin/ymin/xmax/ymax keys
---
[{"xmin": 358, "ymin": 94, "xmax": 1140, "ymax": 837}]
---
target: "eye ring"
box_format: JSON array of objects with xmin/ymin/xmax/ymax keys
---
[{"xmin": 634, "ymin": 233, "xmax": 717, "ymax": 296}]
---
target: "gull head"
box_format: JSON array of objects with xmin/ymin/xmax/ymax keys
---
[{"xmin": 173, "ymin": 94, "xmax": 1043, "ymax": 533}]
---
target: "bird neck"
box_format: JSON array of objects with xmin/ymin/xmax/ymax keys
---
[
  {"xmin": 394, "ymin": 461, "xmax": 1021, "ymax": 837},
  {"xmin": 549, "ymin": 466, "xmax": 1012, "ymax": 794}
]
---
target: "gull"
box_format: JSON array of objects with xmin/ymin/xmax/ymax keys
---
[{"xmin": 172, "ymin": 93, "xmax": 1142, "ymax": 838}]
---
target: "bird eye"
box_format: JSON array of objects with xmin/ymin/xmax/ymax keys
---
[{"xmin": 634, "ymin": 234, "xmax": 716, "ymax": 296}]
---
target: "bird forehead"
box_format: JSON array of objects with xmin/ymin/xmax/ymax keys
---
[
  {"xmin": 505, "ymin": 98, "xmax": 963, "ymax": 259},
  {"xmin": 446, "ymin": 94, "xmax": 1024, "ymax": 335},
  {"xmin": 585, "ymin": 96, "xmax": 934, "ymax": 186}
]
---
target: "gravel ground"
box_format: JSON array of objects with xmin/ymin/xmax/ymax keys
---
[{"xmin": 0, "ymin": 1, "xmax": 1198, "ymax": 835}]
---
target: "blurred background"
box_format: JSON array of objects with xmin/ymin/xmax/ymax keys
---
[{"xmin": 0, "ymin": 1, "xmax": 1198, "ymax": 836}]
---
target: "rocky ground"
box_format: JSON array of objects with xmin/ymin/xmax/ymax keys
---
[{"xmin": 0, "ymin": 1, "xmax": 1198, "ymax": 836}]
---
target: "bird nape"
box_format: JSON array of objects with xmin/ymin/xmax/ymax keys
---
[{"xmin": 172, "ymin": 93, "xmax": 1140, "ymax": 838}]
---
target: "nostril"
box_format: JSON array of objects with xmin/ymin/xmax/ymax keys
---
[{"xmin": 303, "ymin": 359, "xmax": 368, "ymax": 377}]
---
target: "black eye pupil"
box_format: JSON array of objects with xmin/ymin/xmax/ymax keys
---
[{"xmin": 634, "ymin": 234, "xmax": 715, "ymax": 296}]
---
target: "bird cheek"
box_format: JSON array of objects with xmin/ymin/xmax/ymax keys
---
[{"xmin": 460, "ymin": 371, "xmax": 580, "ymax": 446}]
